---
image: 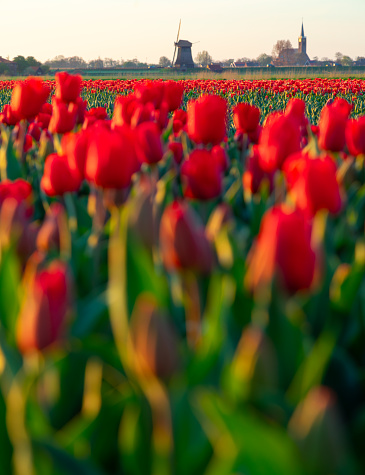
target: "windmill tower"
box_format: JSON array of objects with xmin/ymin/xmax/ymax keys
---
[{"xmin": 172, "ymin": 20, "xmax": 195, "ymax": 69}]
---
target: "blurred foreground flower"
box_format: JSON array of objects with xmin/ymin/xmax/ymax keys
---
[
  {"xmin": 289, "ymin": 386, "xmax": 346, "ymax": 474},
  {"xmin": 16, "ymin": 260, "xmax": 70, "ymax": 353},
  {"xmin": 129, "ymin": 295, "xmax": 179, "ymax": 380},
  {"xmin": 159, "ymin": 200, "xmax": 214, "ymax": 274},
  {"xmin": 246, "ymin": 205, "xmax": 316, "ymax": 293}
]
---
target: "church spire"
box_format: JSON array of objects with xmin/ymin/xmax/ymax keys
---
[
  {"xmin": 298, "ymin": 20, "xmax": 307, "ymax": 54},
  {"xmin": 301, "ymin": 21, "xmax": 305, "ymax": 37}
]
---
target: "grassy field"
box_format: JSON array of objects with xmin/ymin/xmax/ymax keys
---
[{"xmin": 2, "ymin": 66, "xmax": 365, "ymax": 81}]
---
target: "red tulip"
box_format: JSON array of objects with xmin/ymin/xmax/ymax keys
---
[
  {"xmin": 187, "ymin": 94, "xmax": 227, "ymax": 145},
  {"xmin": 258, "ymin": 114, "xmax": 301, "ymax": 172},
  {"xmin": 233, "ymin": 103, "xmax": 260, "ymax": 133},
  {"xmin": 284, "ymin": 153, "xmax": 342, "ymax": 216},
  {"xmin": 135, "ymin": 121, "xmax": 164, "ymax": 164},
  {"xmin": 346, "ymin": 117, "xmax": 365, "ymax": 156},
  {"xmin": 55, "ymin": 71, "xmax": 82, "ymax": 103},
  {"xmin": 243, "ymin": 146, "xmax": 274, "ymax": 194},
  {"xmin": 159, "ymin": 200, "xmax": 213, "ymax": 274},
  {"xmin": 246, "ymin": 205, "xmax": 316, "ymax": 293},
  {"xmin": 41, "ymin": 153, "xmax": 82, "ymax": 196},
  {"xmin": 10, "ymin": 78, "xmax": 50, "ymax": 120},
  {"xmin": 85, "ymin": 126, "xmax": 139, "ymax": 189},
  {"xmin": 0, "ymin": 179, "xmax": 33, "ymax": 217},
  {"xmin": 318, "ymin": 99, "xmax": 351, "ymax": 152},
  {"xmin": 163, "ymin": 80, "xmax": 184, "ymax": 111},
  {"xmin": 48, "ymin": 99, "xmax": 77, "ymax": 134},
  {"xmin": 16, "ymin": 261, "xmax": 70, "ymax": 353},
  {"xmin": 0, "ymin": 104, "xmax": 20, "ymax": 126},
  {"xmin": 168, "ymin": 141, "xmax": 184, "ymax": 165},
  {"xmin": 62, "ymin": 130, "xmax": 90, "ymax": 178},
  {"xmin": 181, "ymin": 149, "xmax": 223, "ymax": 200}
]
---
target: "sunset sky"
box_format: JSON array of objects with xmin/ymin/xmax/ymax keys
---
[{"xmin": 2, "ymin": 0, "xmax": 364, "ymax": 63}]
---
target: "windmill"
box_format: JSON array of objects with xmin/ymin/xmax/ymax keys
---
[{"xmin": 171, "ymin": 20, "xmax": 195, "ymax": 69}]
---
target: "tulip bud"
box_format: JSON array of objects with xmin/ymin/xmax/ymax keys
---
[
  {"xmin": 181, "ymin": 149, "xmax": 223, "ymax": 201},
  {"xmin": 229, "ymin": 326, "xmax": 277, "ymax": 400},
  {"xmin": 41, "ymin": 153, "xmax": 82, "ymax": 197},
  {"xmin": 288, "ymin": 386, "xmax": 346, "ymax": 474},
  {"xmin": 129, "ymin": 174, "xmax": 155, "ymax": 249},
  {"xmin": 10, "ymin": 78, "xmax": 50, "ymax": 120},
  {"xmin": 16, "ymin": 260, "xmax": 70, "ymax": 353},
  {"xmin": 36, "ymin": 202, "xmax": 67, "ymax": 253},
  {"xmin": 246, "ymin": 205, "xmax": 316, "ymax": 293},
  {"xmin": 130, "ymin": 295, "xmax": 179, "ymax": 380},
  {"xmin": 55, "ymin": 72, "xmax": 82, "ymax": 104},
  {"xmin": 159, "ymin": 200, "xmax": 213, "ymax": 274},
  {"xmin": 135, "ymin": 121, "xmax": 164, "ymax": 165},
  {"xmin": 187, "ymin": 95, "xmax": 227, "ymax": 145}
]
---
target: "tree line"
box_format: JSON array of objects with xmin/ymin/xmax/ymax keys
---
[{"xmin": 1, "ymin": 46, "xmax": 364, "ymax": 77}]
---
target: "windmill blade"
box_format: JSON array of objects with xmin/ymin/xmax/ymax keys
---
[
  {"xmin": 172, "ymin": 45, "xmax": 177, "ymax": 66},
  {"xmin": 176, "ymin": 19, "xmax": 181, "ymax": 43},
  {"xmin": 172, "ymin": 19, "xmax": 181, "ymax": 66}
]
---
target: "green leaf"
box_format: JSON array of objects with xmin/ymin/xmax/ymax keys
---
[
  {"xmin": 126, "ymin": 229, "xmax": 169, "ymax": 315},
  {"xmin": 33, "ymin": 439, "xmax": 103, "ymax": 475},
  {"xmin": 0, "ymin": 387, "xmax": 13, "ymax": 475},
  {"xmin": 72, "ymin": 291, "xmax": 109, "ymax": 338},
  {"xmin": 193, "ymin": 389, "xmax": 304, "ymax": 475},
  {"xmin": 0, "ymin": 126, "xmax": 22, "ymax": 180},
  {"xmin": 0, "ymin": 246, "xmax": 22, "ymax": 343}
]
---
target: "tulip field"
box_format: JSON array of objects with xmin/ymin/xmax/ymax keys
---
[{"xmin": 0, "ymin": 75, "xmax": 365, "ymax": 475}]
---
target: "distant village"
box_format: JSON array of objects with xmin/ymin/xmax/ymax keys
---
[{"xmin": 1, "ymin": 22, "xmax": 365, "ymax": 76}]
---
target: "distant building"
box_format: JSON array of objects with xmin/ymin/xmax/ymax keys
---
[
  {"xmin": 230, "ymin": 61, "xmax": 260, "ymax": 68},
  {"xmin": 24, "ymin": 65, "xmax": 45, "ymax": 76},
  {"xmin": 0, "ymin": 56, "xmax": 17, "ymax": 74},
  {"xmin": 274, "ymin": 23, "xmax": 311, "ymax": 66},
  {"xmin": 207, "ymin": 63, "xmax": 223, "ymax": 72}
]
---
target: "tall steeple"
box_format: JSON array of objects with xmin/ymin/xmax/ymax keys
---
[{"xmin": 298, "ymin": 21, "xmax": 307, "ymax": 54}]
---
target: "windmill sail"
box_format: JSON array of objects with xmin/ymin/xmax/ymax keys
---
[{"xmin": 172, "ymin": 19, "xmax": 181, "ymax": 66}]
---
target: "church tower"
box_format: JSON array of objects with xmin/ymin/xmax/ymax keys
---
[{"xmin": 298, "ymin": 22, "xmax": 306, "ymax": 54}]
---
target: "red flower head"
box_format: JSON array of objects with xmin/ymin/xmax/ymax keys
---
[
  {"xmin": 85, "ymin": 126, "xmax": 139, "ymax": 189},
  {"xmin": 173, "ymin": 109, "xmax": 187, "ymax": 136},
  {"xmin": 0, "ymin": 179, "xmax": 33, "ymax": 218},
  {"xmin": 41, "ymin": 153, "xmax": 82, "ymax": 196},
  {"xmin": 258, "ymin": 114, "xmax": 301, "ymax": 172},
  {"xmin": 62, "ymin": 129, "xmax": 91, "ymax": 178},
  {"xmin": 28, "ymin": 122, "xmax": 42, "ymax": 142},
  {"xmin": 55, "ymin": 72, "xmax": 82, "ymax": 103},
  {"xmin": 0, "ymin": 104, "xmax": 20, "ymax": 126},
  {"xmin": 181, "ymin": 149, "xmax": 223, "ymax": 200},
  {"xmin": 135, "ymin": 81, "xmax": 164, "ymax": 108},
  {"xmin": 243, "ymin": 146, "xmax": 274, "ymax": 195},
  {"xmin": 163, "ymin": 80, "xmax": 184, "ymax": 112},
  {"xmin": 168, "ymin": 141, "xmax": 184, "ymax": 165},
  {"xmin": 112, "ymin": 95, "xmax": 138, "ymax": 128},
  {"xmin": 318, "ymin": 99, "xmax": 351, "ymax": 152},
  {"xmin": 346, "ymin": 117, "xmax": 365, "ymax": 156},
  {"xmin": 285, "ymin": 98, "xmax": 307, "ymax": 129},
  {"xmin": 211, "ymin": 145, "xmax": 229, "ymax": 172},
  {"xmin": 246, "ymin": 205, "xmax": 316, "ymax": 293},
  {"xmin": 283, "ymin": 153, "xmax": 342, "ymax": 217},
  {"xmin": 135, "ymin": 122, "xmax": 164, "ymax": 165},
  {"xmin": 16, "ymin": 261, "xmax": 70, "ymax": 353},
  {"xmin": 10, "ymin": 78, "xmax": 50, "ymax": 120},
  {"xmin": 233, "ymin": 103, "xmax": 260, "ymax": 133},
  {"xmin": 187, "ymin": 94, "xmax": 227, "ymax": 145},
  {"xmin": 48, "ymin": 99, "xmax": 78, "ymax": 134},
  {"xmin": 159, "ymin": 200, "xmax": 213, "ymax": 274}
]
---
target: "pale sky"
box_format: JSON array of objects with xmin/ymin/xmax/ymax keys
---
[{"xmin": 1, "ymin": 0, "xmax": 365, "ymax": 63}]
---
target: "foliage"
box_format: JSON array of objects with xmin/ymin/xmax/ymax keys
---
[{"xmin": 195, "ymin": 51, "xmax": 213, "ymax": 67}]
